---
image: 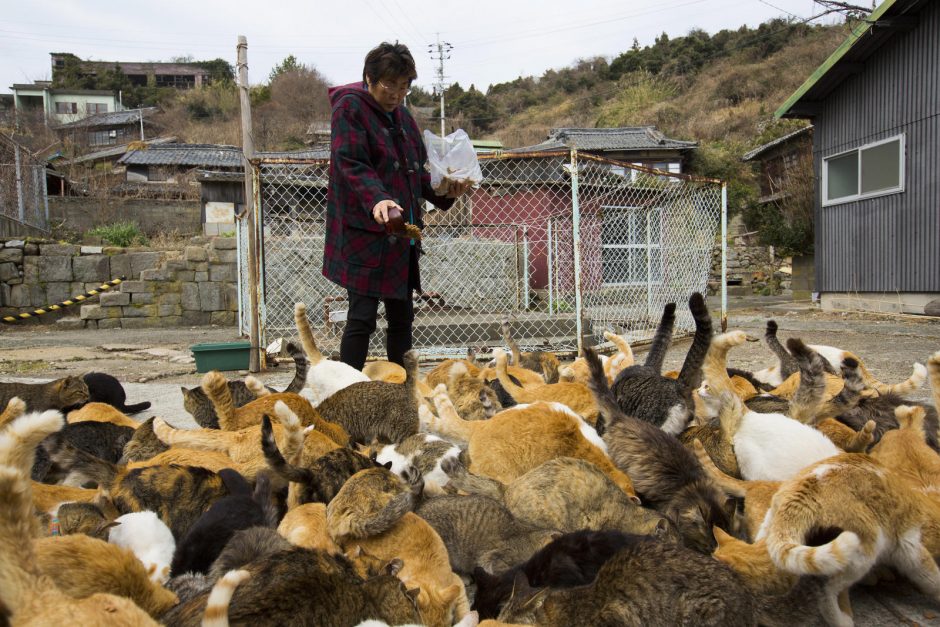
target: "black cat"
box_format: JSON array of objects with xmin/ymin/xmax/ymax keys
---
[{"xmin": 82, "ymin": 372, "xmax": 151, "ymax": 414}]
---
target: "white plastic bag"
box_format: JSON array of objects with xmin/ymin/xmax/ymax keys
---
[{"xmin": 422, "ymin": 129, "xmax": 483, "ymax": 194}]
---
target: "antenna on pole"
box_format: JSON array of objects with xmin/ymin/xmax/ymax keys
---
[{"xmin": 427, "ymin": 34, "xmax": 453, "ymax": 141}]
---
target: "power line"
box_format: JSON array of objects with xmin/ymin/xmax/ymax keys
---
[{"xmin": 428, "ymin": 34, "xmax": 453, "ymax": 138}]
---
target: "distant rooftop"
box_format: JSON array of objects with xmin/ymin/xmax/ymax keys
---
[
  {"xmin": 118, "ymin": 143, "xmax": 242, "ymax": 168},
  {"xmin": 742, "ymin": 126, "xmax": 813, "ymax": 162},
  {"xmin": 510, "ymin": 127, "xmax": 697, "ymax": 153},
  {"xmin": 57, "ymin": 107, "xmax": 159, "ymax": 130}
]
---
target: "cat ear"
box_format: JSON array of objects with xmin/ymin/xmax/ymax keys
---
[
  {"xmin": 712, "ymin": 526, "xmax": 735, "ymax": 547},
  {"xmin": 405, "ymin": 587, "xmax": 421, "ymax": 603},
  {"xmin": 180, "ymin": 386, "xmax": 189, "ymax": 395},
  {"xmin": 511, "ymin": 570, "xmax": 532, "ymax": 597},
  {"xmin": 385, "ymin": 558, "xmax": 404, "ymax": 577}
]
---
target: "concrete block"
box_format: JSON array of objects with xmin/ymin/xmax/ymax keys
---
[
  {"xmin": 120, "ymin": 317, "xmax": 166, "ymax": 329},
  {"xmin": 97, "ymin": 318, "xmax": 121, "ymax": 329},
  {"xmin": 224, "ymin": 284, "xmax": 239, "ymax": 312},
  {"xmin": 80, "ymin": 304, "xmax": 107, "ymax": 320},
  {"xmin": 208, "ymin": 249, "xmax": 237, "ymax": 264},
  {"xmin": 129, "ymin": 252, "xmax": 162, "ymax": 279},
  {"xmin": 131, "ymin": 292, "xmax": 154, "ymax": 305},
  {"xmin": 72, "ymin": 255, "xmax": 111, "ymax": 282},
  {"xmin": 194, "ymin": 272, "xmax": 208, "ymax": 282},
  {"xmin": 0, "ymin": 248, "xmax": 23, "ymax": 263},
  {"xmin": 0, "ymin": 263, "xmax": 18, "ymax": 282},
  {"xmin": 37, "ymin": 255, "xmax": 72, "ymax": 282},
  {"xmin": 174, "ymin": 270, "xmax": 195, "ymax": 282},
  {"xmin": 109, "ymin": 254, "xmax": 131, "ymax": 280},
  {"xmin": 165, "ymin": 260, "xmax": 188, "ymax": 274},
  {"xmin": 199, "ymin": 282, "xmax": 225, "ymax": 311},
  {"xmin": 39, "ymin": 244, "xmax": 80, "ymax": 256},
  {"xmin": 157, "ymin": 293, "xmax": 182, "ymax": 306},
  {"xmin": 100, "ymin": 291, "xmax": 130, "ymax": 306},
  {"xmin": 0, "ymin": 283, "xmax": 10, "ymax": 306},
  {"xmin": 5, "ymin": 240, "xmax": 24, "ymax": 248},
  {"xmin": 8, "ymin": 284, "xmax": 29, "ymax": 307},
  {"xmin": 22, "ymin": 257, "xmax": 39, "ymax": 283},
  {"xmin": 45, "ymin": 282, "xmax": 71, "ymax": 305},
  {"xmin": 184, "ymin": 246, "xmax": 208, "ymax": 262},
  {"xmin": 81, "ymin": 246, "xmax": 103, "ymax": 254},
  {"xmin": 29, "ymin": 284, "xmax": 45, "ymax": 307},
  {"xmin": 212, "ymin": 237, "xmax": 237, "ymax": 250},
  {"xmin": 182, "ymin": 283, "xmax": 200, "ymax": 310},
  {"xmin": 187, "ymin": 261, "xmax": 209, "ymax": 272},
  {"xmin": 139, "ymin": 268, "xmax": 167, "ymax": 281},
  {"xmin": 210, "ymin": 311, "xmax": 236, "ymax": 326},
  {"xmin": 23, "ymin": 243, "xmax": 39, "ymax": 255},
  {"xmin": 209, "ymin": 263, "xmax": 237, "ymax": 282},
  {"xmin": 158, "ymin": 304, "xmax": 182, "ymax": 317},
  {"xmin": 55, "ymin": 317, "xmax": 86, "ymax": 330},
  {"xmin": 181, "ymin": 310, "xmax": 211, "ymax": 326},
  {"xmin": 6, "ymin": 278, "xmax": 21, "ymax": 285},
  {"xmin": 122, "ymin": 304, "xmax": 158, "ymax": 318},
  {"xmin": 120, "ymin": 280, "xmax": 147, "ymax": 293},
  {"xmin": 69, "ymin": 282, "xmax": 83, "ymax": 297}
]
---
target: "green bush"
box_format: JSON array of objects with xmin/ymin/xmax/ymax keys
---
[{"xmin": 87, "ymin": 222, "xmax": 149, "ymax": 247}]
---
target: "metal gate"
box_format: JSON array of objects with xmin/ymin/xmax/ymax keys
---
[{"xmin": 238, "ymin": 150, "xmax": 724, "ymax": 360}]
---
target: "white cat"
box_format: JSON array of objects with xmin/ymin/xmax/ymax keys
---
[
  {"xmin": 108, "ymin": 510, "xmax": 175, "ymax": 584},
  {"xmin": 294, "ymin": 302, "xmax": 370, "ymax": 407},
  {"xmin": 375, "ymin": 432, "xmax": 461, "ymax": 495},
  {"xmin": 733, "ymin": 410, "xmax": 841, "ymax": 481}
]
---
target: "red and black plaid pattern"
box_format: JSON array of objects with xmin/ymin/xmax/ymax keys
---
[{"xmin": 322, "ymin": 82, "xmax": 453, "ymax": 300}]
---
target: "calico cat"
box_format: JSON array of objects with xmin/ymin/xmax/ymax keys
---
[
  {"xmin": 609, "ymin": 293, "xmax": 713, "ymax": 434},
  {"xmin": 341, "ymin": 512, "xmax": 470, "ymax": 627},
  {"xmin": 164, "ymin": 546, "xmax": 422, "ymax": 627},
  {"xmin": 326, "ymin": 465, "xmax": 424, "ymax": 542},
  {"xmin": 34, "ymin": 420, "xmax": 135, "ymax": 483},
  {"xmin": 496, "ymin": 534, "xmax": 756, "ymax": 626},
  {"xmin": 492, "ymin": 349, "xmax": 598, "ymax": 424},
  {"xmin": 82, "ymin": 372, "xmax": 151, "ymax": 414},
  {"xmin": 446, "ymin": 361, "xmax": 502, "ymax": 421},
  {"xmin": 0, "ymin": 375, "xmax": 89, "ymax": 413},
  {"xmin": 171, "ymin": 470, "xmax": 278, "ymax": 577},
  {"xmin": 108, "ymin": 510, "xmax": 176, "ymax": 584},
  {"xmin": 423, "ymin": 386, "xmax": 635, "ymax": 498},
  {"xmin": 207, "ymin": 526, "xmax": 292, "ymax": 583},
  {"xmin": 442, "ymin": 456, "xmax": 670, "ymax": 540},
  {"xmin": 415, "ymin": 494, "xmax": 560, "ymax": 575},
  {"xmin": 35, "ymin": 533, "xmax": 179, "ymax": 618},
  {"xmin": 262, "ymin": 416, "xmax": 383, "ymax": 506},
  {"xmin": 501, "ymin": 319, "xmax": 561, "ymax": 383},
  {"xmin": 472, "ymin": 529, "xmax": 653, "ymax": 620},
  {"xmin": 294, "ymin": 302, "xmax": 371, "ymax": 406},
  {"xmin": 201, "ymin": 569, "xmax": 250, "ymax": 627},
  {"xmin": 314, "ymin": 350, "xmax": 421, "ymax": 445},
  {"xmin": 67, "ymin": 402, "xmax": 140, "ymax": 429},
  {"xmin": 585, "ymin": 346, "xmax": 731, "ymax": 553},
  {"xmin": 372, "ymin": 432, "xmax": 461, "ymax": 496},
  {"xmin": 0, "ymin": 409, "xmax": 159, "ymax": 626},
  {"xmin": 758, "ymin": 453, "xmax": 940, "ymax": 627}
]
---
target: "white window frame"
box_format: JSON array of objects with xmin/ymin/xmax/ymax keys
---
[
  {"xmin": 822, "ymin": 134, "xmax": 905, "ymax": 207},
  {"xmin": 600, "ymin": 205, "xmax": 663, "ymax": 287}
]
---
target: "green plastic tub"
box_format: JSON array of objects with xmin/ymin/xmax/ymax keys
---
[{"xmin": 191, "ymin": 341, "xmax": 251, "ymax": 373}]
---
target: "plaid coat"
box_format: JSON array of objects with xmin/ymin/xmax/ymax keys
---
[{"xmin": 322, "ymin": 82, "xmax": 453, "ymax": 300}]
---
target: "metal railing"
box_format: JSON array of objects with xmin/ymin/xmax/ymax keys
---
[{"xmin": 0, "ymin": 139, "xmax": 49, "ymax": 233}]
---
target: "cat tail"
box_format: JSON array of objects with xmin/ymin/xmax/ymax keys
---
[
  {"xmin": 702, "ymin": 331, "xmax": 749, "ymax": 398},
  {"xmin": 403, "ymin": 350, "xmax": 419, "ymax": 396},
  {"xmin": 152, "ymin": 418, "xmax": 229, "ymax": 453},
  {"xmin": 786, "ymin": 339, "xmax": 828, "ymax": 425},
  {"xmin": 764, "ymin": 508, "xmax": 863, "ymax": 577},
  {"xmin": 492, "ymin": 349, "xmax": 530, "ymax": 404},
  {"xmin": 118, "ymin": 401, "xmax": 151, "ymax": 414},
  {"xmin": 0, "ymin": 410, "xmax": 65, "ymax": 476},
  {"xmin": 584, "ymin": 346, "xmax": 627, "ymax": 428},
  {"xmin": 691, "ymin": 439, "xmax": 747, "ymax": 498},
  {"xmin": 260, "ymin": 415, "xmax": 314, "ymax": 484},
  {"xmin": 201, "ymin": 371, "xmax": 237, "ymax": 430},
  {"xmin": 42, "ymin": 435, "xmax": 119, "ymax": 488},
  {"xmin": 425, "ymin": 385, "xmax": 475, "ymax": 442},
  {"xmin": 604, "ymin": 331, "xmax": 635, "ymax": 368},
  {"xmin": 282, "ymin": 341, "xmax": 309, "ymax": 394},
  {"xmin": 501, "ymin": 319, "xmax": 522, "ymax": 366},
  {"xmin": 764, "ymin": 320, "xmax": 799, "ymax": 379},
  {"xmin": 929, "ymin": 351, "xmax": 940, "ymax": 413},
  {"xmin": 0, "ymin": 396, "xmax": 27, "ymax": 431},
  {"xmin": 858, "ymin": 360, "xmax": 928, "ymax": 396},
  {"xmin": 676, "ymin": 292, "xmax": 713, "ymax": 392},
  {"xmin": 201, "ymin": 569, "xmax": 250, "ymax": 627},
  {"xmin": 244, "ymin": 376, "xmax": 271, "ymax": 398},
  {"xmin": 895, "ymin": 405, "xmax": 928, "ymax": 440},
  {"xmin": 818, "ymin": 358, "xmax": 866, "ymax": 420},
  {"xmin": 643, "ymin": 301, "xmax": 676, "ymax": 373},
  {"xmin": 439, "ymin": 456, "xmax": 506, "ymax": 500},
  {"xmin": 540, "ymin": 353, "xmax": 561, "ymax": 385},
  {"xmin": 252, "ymin": 471, "xmax": 280, "ymax": 529},
  {"xmin": 272, "ymin": 401, "xmax": 305, "ymax": 462},
  {"xmin": 294, "ymin": 302, "xmax": 325, "ymax": 366}
]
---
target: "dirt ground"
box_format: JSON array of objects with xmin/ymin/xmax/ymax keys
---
[{"xmin": 2, "ymin": 296, "xmax": 940, "ymax": 625}]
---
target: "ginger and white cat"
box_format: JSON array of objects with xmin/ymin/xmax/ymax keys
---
[
  {"xmin": 558, "ymin": 331, "xmax": 635, "ymax": 385},
  {"xmin": 294, "ymin": 302, "xmax": 370, "ymax": 406},
  {"xmin": 492, "ymin": 349, "xmax": 598, "ymax": 425},
  {"xmin": 108, "ymin": 510, "xmax": 176, "ymax": 585}
]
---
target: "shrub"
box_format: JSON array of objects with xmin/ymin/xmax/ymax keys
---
[{"xmin": 86, "ymin": 221, "xmax": 149, "ymax": 247}]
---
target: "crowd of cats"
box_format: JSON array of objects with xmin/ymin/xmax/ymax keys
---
[{"xmin": 2, "ymin": 294, "xmax": 940, "ymax": 626}]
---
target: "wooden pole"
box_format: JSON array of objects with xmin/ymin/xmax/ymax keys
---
[{"xmin": 237, "ymin": 35, "xmax": 262, "ymax": 373}]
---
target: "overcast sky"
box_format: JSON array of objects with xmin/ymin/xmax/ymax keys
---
[{"xmin": 2, "ymin": 0, "xmax": 837, "ymax": 94}]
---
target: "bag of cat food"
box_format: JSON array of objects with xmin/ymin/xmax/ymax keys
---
[{"xmin": 422, "ymin": 129, "xmax": 484, "ymax": 194}]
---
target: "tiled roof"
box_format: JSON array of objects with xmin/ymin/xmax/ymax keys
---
[
  {"xmin": 742, "ymin": 126, "xmax": 813, "ymax": 162},
  {"xmin": 57, "ymin": 107, "xmax": 158, "ymax": 130},
  {"xmin": 256, "ymin": 148, "xmax": 330, "ymax": 160},
  {"xmin": 510, "ymin": 127, "xmax": 697, "ymax": 153},
  {"xmin": 68, "ymin": 136, "xmax": 177, "ymax": 165},
  {"xmin": 118, "ymin": 143, "xmax": 243, "ymax": 168}
]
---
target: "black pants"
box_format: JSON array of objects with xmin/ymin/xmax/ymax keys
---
[{"xmin": 339, "ymin": 290, "xmax": 414, "ymax": 370}]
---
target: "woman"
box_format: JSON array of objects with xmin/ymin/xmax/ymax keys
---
[{"xmin": 323, "ymin": 42, "xmax": 469, "ymax": 370}]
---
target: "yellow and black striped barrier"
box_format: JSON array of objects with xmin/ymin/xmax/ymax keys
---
[{"xmin": 2, "ymin": 276, "xmax": 127, "ymax": 324}]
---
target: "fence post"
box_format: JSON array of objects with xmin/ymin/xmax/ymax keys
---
[
  {"xmin": 40, "ymin": 165, "xmax": 49, "ymax": 230},
  {"xmin": 13, "ymin": 143, "xmax": 25, "ymax": 222},
  {"xmin": 547, "ymin": 219, "xmax": 554, "ymax": 314},
  {"xmin": 569, "ymin": 149, "xmax": 584, "ymax": 354},
  {"xmin": 645, "ymin": 207, "xmax": 653, "ymax": 319},
  {"xmin": 720, "ymin": 182, "xmax": 728, "ymax": 332},
  {"xmin": 237, "ymin": 35, "xmax": 263, "ymax": 373}
]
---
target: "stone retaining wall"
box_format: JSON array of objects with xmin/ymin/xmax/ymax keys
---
[{"xmin": 0, "ymin": 236, "xmax": 237, "ymax": 329}]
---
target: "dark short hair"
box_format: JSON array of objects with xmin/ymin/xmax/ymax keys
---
[{"xmin": 362, "ymin": 42, "xmax": 417, "ymax": 84}]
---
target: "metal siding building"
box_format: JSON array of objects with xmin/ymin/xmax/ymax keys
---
[{"xmin": 778, "ymin": 0, "xmax": 939, "ymax": 309}]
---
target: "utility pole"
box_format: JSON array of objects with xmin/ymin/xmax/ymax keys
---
[{"xmin": 427, "ymin": 34, "xmax": 453, "ymax": 140}]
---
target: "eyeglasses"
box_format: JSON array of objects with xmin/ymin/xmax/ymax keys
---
[{"xmin": 378, "ymin": 80, "xmax": 413, "ymax": 96}]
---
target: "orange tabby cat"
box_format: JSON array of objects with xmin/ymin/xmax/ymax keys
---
[
  {"xmin": 559, "ymin": 331, "xmax": 635, "ymax": 385},
  {"xmin": 341, "ymin": 512, "xmax": 470, "ymax": 627},
  {"xmin": 0, "ymin": 396, "xmax": 26, "ymax": 430},
  {"xmin": 423, "ymin": 385, "xmax": 635, "ymax": 498},
  {"xmin": 277, "ymin": 502, "xmax": 341, "ymax": 552},
  {"xmin": 871, "ymin": 405, "xmax": 940, "ymax": 494},
  {"xmin": 492, "ymin": 349, "xmax": 598, "ymax": 425},
  {"xmin": 66, "ymin": 403, "xmax": 140, "ymax": 429},
  {"xmin": 425, "ymin": 359, "xmax": 483, "ymax": 388},
  {"xmin": 127, "ymin": 448, "xmax": 252, "ymax": 475}
]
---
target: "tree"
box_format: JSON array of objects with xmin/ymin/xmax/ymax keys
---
[{"xmin": 269, "ymin": 55, "xmax": 303, "ymax": 83}]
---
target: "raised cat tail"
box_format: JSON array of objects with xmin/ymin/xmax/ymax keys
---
[
  {"xmin": 402, "ymin": 350, "xmax": 420, "ymax": 396},
  {"xmin": 858, "ymin": 360, "xmax": 928, "ymax": 396},
  {"xmin": 501, "ymin": 319, "xmax": 522, "ymax": 366},
  {"xmin": 152, "ymin": 418, "xmax": 229, "ymax": 453},
  {"xmin": 676, "ymin": 292, "xmax": 714, "ymax": 393},
  {"xmin": 604, "ymin": 331, "xmax": 635, "ymax": 368},
  {"xmin": 702, "ymin": 331, "xmax": 749, "ymax": 398},
  {"xmin": 272, "ymin": 401, "xmax": 305, "ymax": 462},
  {"xmin": 294, "ymin": 302, "xmax": 325, "ymax": 365},
  {"xmin": 119, "ymin": 400, "xmax": 151, "ymax": 414},
  {"xmin": 764, "ymin": 320, "xmax": 799, "ymax": 379},
  {"xmin": 929, "ymin": 351, "xmax": 940, "ymax": 412},
  {"xmin": 282, "ymin": 341, "xmax": 309, "ymax": 394},
  {"xmin": 584, "ymin": 346, "xmax": 626, "ymax": 428},
  {"xmin": 643, "ymin": 302, "xmax": 676, "ymax": 372},
  {"xmin": 439, "ymin": 456, "xmax": 506, "ymax": 500},
  {"xmin": 0, "ymin": 410, "xmax": 65, "ymax": 475},
  {"xmin": 202, "ymin": 569, "xmax": 250, "ymax": 627},
  {"xmin": 244, "ymin": 377, "xmax": 271, "ymax": 398},
  {"xmin": 492, "ymin": 349, "xmax": 529, "ymax": 404},
  {"xmin": 818, "ymin": 358, "xmax": 866, "ymax": 420},
  {"xmin": 260, "ymin": 415, "xmax": 314, "ymax": 484},
  {"xmin": 426, "ymin": 384, "xmax": 475, "ymax": 442},
  {"xmin": 201, "ymin": 371, "xmax": 237, "ymax": 430},
  {"xmin": 691, "ymin": 440, "xmax": 747, "ymax": 498},
  {"xmin": 786, "ymin": 339, "xmax": 827, "ymax": 425},
  {"xmin": 0, "ymin": 396, "xmax": 26, "ymax": 430},
  {"xmin": 763, "ymin": 501, "xmax": 863, "ymax": 577}
]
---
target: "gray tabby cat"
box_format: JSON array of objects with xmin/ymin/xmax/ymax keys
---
[
  {"xmin": 0, "ymin": 376, "xmax": 89, "ymax": 412},
  {"xmin": 415, "ymin": 494, "xmax": 560, "ymax": 575}
]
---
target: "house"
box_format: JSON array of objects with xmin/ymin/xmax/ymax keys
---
[
  {"xmin": 11, "ymin": 81, "xmax": 121, "ymax": 125},
  {"xmin": 777, "ymin": 0, "xmax": 939, "ymax": 315},
  {"xmin": 51, "ymin": 53, "xmax": 214, "ymax": 89},
  {"xmin": 742, "ymin": 125, "xmax": 813, "ymax": 205},
  {"xmin": 56, "ymin": 107, "xmax": 159, "ymax": 149},
  {"xmin": 471, "ymin": 139, "xmax": 503, "ymax": 155}
]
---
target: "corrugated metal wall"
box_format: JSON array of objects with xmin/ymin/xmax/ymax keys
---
[{"xmin": 814, "ymin": 1, "xmax": 939, "ymax": 292}]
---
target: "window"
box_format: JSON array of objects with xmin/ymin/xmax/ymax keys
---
[
  {"xmin": 88, "ymin": 128, "xmax": 125, "ymax": 146},
  {"xmin": 86, "ymin": 102, "xmax": 108, "ymax": 114},
  {"xmin": 55, "ymin": 102, "xmax": 78, "ymax": 114},
  {"xmin": 601, "ymin": 206, "xmax": 663, "ymax": 286},
  {"xmin": 823, "ymin": 135, "xmax": 904, "ymax": 206}
]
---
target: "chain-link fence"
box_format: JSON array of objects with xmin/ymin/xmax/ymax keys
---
[
  {"xmin": 0, "ymin": 137, "xmax": 49, "ymax": 232},
  {"xmin": 239, "ymin": 151, "xmax": 724, "ymax": 359}
]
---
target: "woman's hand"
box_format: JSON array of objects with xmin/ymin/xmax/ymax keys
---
[
  {"xmin": 445, "ymin": 179, "xmax": 473, "ymax": 198},
  {"xmin": 372, "ymin": 199, "xmax": 403, "ymax": 224}
]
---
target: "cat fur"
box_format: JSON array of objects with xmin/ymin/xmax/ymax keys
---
[
  {"xmin": 294, "ymin": 301, "xmax": 371, "ymax": 405},
  {"xmin": 67, "ymin": 402, "xmax": 140, "ymax": 429},
  {"xmin": 201, "ymin": 569, "xmax": 250, "ymax": 627},
  {"xmin": 207, "ymin": 526, "xmax": 291, "ymax": 583},
  {"xmin": 82, "ymin": 372, "xmax": 151, "ymax": 414},
  {"xmin": 492, "ymin": 348, "xmax": 597, "ymax": 424},
  {"xmin": 326, "ymin": 465, "xmax": 424, "ymax": 542},
  {"xmin": 0, "ymin": 375, "xmax": 89, "ymax": 413},
  {"xmin": 447, "ymin": 361, "xmax": 502, "ymax": 421},
  {"xmin": 372, "ymin": 432, "xmax": 461, "ymax": 496},
  {"xmin": 501, "ymin": 319, "xmax": 561, "ymax": 384},
  {"xmin": 108, "ymin": 510, "xmax": 176, "ymax": 584}
]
